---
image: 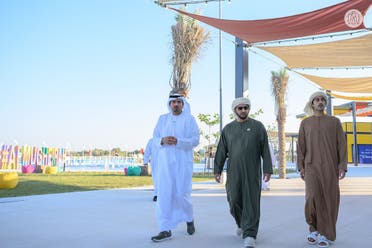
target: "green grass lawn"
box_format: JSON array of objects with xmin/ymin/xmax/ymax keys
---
[
  {"xmin": 0, "ymin": 169, "xmax": 295, "ymax": 198},
  {"xmin": 0, "ymin": 172, "xmax": 214, "ymax": 198}
]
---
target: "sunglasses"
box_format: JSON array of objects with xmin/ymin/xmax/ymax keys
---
[{"xmin": 237, "ymin": 106, "xmax": 249, "ymax": 110}]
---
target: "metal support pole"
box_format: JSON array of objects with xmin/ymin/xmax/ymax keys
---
[
  {"xmin": 235, "ymin": 38, "xmax": 249, "ymax": 98},
  {"xmin": 325, "ymin": 90, "xmax": 333, "ymax": 116},
  {"xmin": 291, "ymin": 136, "xmax": 294, "ymax": 162},
  {"xmin": 218, "ymin": 0, "xmax": 223, "ymax": 133},
  {"xmin": 351, "ymin": 101, "xmax": 358, "ymax": 166}
]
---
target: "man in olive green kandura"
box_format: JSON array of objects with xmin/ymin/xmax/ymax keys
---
[{"xmin": 214, "ymin": 97, "xmax": 273, "ymax": 248}]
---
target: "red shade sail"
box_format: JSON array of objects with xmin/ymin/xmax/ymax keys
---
[{"xmin": 170, "ymin": 0, "xmax": 371, "ymax": 44}]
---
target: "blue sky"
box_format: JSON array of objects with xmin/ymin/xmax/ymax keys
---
[{"xmin": 1, "ymin": 0, "xmax": 371, "ymax": 151}]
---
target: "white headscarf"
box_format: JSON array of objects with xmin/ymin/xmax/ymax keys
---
[
  {"xmin": 167, "ymin": 93, "xmax": 190, "ymax": 115},
  {"xmin": 304, "ymin": 91, "xmax": 328, "ymax": 116},
  {"xmin": 231, "ymin": 97, "xmax": 251, "ymax": 120}
]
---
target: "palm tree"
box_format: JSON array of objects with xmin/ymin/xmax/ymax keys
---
[
  {"xmin": 271, "ymin": 69, "xmax": 289, "ymax": 179},
  {"xmin": 170, "ymin": 11, "xmax": 210, "ymax": 97}
]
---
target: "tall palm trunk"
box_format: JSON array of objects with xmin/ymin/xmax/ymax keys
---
[
  {"xmin": 271, "ymin": 69, "xmax": 289, "ymax": 179},
  {"xmin": 277, "ymin": 105, "xmax": 287, "ymax": 179}
]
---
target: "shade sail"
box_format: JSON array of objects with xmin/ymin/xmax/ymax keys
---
[
  {"xmin": 169, "ymin": 0, "xmax": 371, "ymax": 44},
  {"xmin": 259, "ymin": 33, "xmax": 372, "ymax": 68},
  {"xmin": 298, "ymin": 72, "xmax": 372, "ymax": 93},
  {"xmin": 329, "ymin": 91, "xmax": 372, "ymax": 100}
]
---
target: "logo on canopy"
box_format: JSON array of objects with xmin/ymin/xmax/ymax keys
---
[{"xmin": 344, "ymin": 9, "xmax": 363, "ymax": 28}]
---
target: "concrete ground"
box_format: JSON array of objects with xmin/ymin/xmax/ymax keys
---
[{"xmin": 1, "ymin": 170, "xmax": 372, "ymax": 248}]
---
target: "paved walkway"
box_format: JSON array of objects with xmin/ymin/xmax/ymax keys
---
[{"xmin": 1, "ymin": 176, "xmax": 372, "ymax": 248}]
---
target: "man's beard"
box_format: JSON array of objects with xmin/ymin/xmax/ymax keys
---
[
  {"xmin": 236, "ymin": 112, "xmax": 248, "ymax": 120},
  {"xmin": 172, "ymin": 107, "xmax": 182, "ymax": 115},
  {"xmin": 315, "ymin": 104, "xmax": 325, "ymax": 112}
]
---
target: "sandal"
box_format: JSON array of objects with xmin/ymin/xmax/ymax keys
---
[
  {"xmin": 307, "ymin": 231, "xmax": 319, "ymax": 245},
  {"xmin": 317, "ymin": 235, "xmax": 329, "ymax": 248}
]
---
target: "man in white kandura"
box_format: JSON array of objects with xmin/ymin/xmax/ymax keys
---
[
  {"xmin": 143, "ymin": 138, "xmax": 159, "ymax": 202},
  {"xmin": 150, "ymin": 92, "xmax": 200, "ymax": 242}
]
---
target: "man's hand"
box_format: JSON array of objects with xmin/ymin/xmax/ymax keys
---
[
  {"xmin": 214, "ymin": 174, "xmax": 221, "ymax": 183},
  {"xmin": 263, "ymin": 173, "xmax": 271, "ymax": 182},
  {"xmin": 161, "ymin": 136, "xmax": 178, "ymax": 145},
  {"xmin": 339, "ymin": 169, "xmax": 346, "ymax": 180},
  {"xmin": 299, "ymin": 168, "xmax": 305, "ymax": 180}
]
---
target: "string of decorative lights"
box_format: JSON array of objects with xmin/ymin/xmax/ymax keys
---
[
  {"xmin": 254, "ymin": 29, "xmax": 371, "ymax": 46},
  {"xmin": 292, "ymin": 66, "xmax": 372, "ymax": 70},
  {"xmin": 154, "ymin": 0, "xmax": 231, "ymax": 8}
]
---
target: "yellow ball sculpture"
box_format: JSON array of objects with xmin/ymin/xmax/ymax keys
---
[
  {"xmin": 45, "ymin": 166, "xmax": 58, "ymax": 174},
  {"xmin": 0, "ymin": 172, "xmax": 19, "ymax": 189}
]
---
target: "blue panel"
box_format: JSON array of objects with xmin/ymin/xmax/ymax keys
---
[{"xmin": 358, "ymin": 144, "xmax": 372, "ymax": 164}]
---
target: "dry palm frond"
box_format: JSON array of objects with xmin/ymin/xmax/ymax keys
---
[{"xmin": 170, "ymin": 10, "xmax": 210, "ymax": 97}]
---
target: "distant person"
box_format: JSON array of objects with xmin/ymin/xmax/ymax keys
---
[
  {"xmin": 297, "ymin": 91, "xmax": 347, "ymax": 248},
  {"xmin": 150, "ymin": 92, "xmax": 200, "ymax": 242},
  {"xmin": 214, "ymin": 97, "xmax": 273, "ymax": 248},
  {"xmin": 143, "ymin": 138, "xmax": 159, "ymax": 202}
]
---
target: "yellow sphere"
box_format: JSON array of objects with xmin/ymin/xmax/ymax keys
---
[
  {"xmin": 45, "ymin": 166, "xmax": 58, "ymax": 174},
  {"xmin": 0, "ymin": 172, "xmax": 19, "ymax": 189}
]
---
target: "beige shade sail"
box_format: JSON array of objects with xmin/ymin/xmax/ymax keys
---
[
  {"xmin": 298, "ymin": 72, "xmax": 372, "ymax": 93},
  {"xmin": 259, "ymin": 33, "xmax": 372, "ymax": 68},
  {"xmin": 329, "ymin": 91, "xmax": 372, "ymax": 100}
]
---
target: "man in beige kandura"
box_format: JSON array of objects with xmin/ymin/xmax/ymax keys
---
[{"xmin": 297, "ymin": 91, "xmax": 347, "ymax": 248}]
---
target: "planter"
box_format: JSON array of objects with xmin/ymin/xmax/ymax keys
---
[
  {"xmin": 126, "ymin": 166, "xmax": 141, "ymax": 176},
  {"xmin": 34, "ymin": 165, "xmax": 43, "ymax": 173},
  {"xmin": 44, "ymin": 166, "xmax": 58, "ymax": 174},
  {"xmin": 22, "ymin": 165, "xmax": 35, "ymax": 174},
  {"xmin": 0, "ymin": 172, "xmax": 19, "ymax": 189}
]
